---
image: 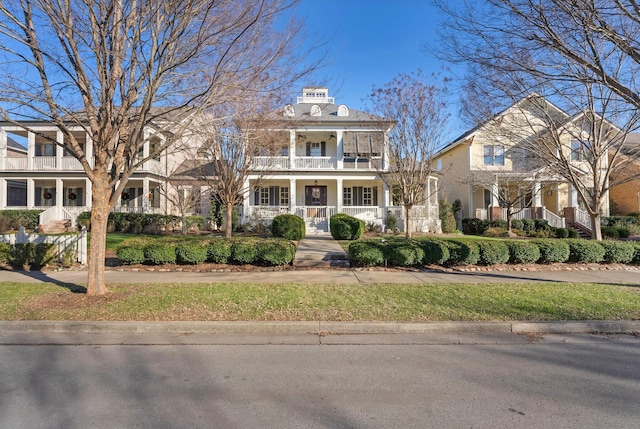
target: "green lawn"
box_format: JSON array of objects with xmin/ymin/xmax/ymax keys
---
[{"xmin": 1, "ymin": 281, "xmax": 638, "ymax": 322}]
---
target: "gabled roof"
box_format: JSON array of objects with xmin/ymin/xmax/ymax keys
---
[
  {"xmin": 435, "ymin": 93, "xmax": 569, "ymax": 157},
  {"xmin": 6, "ymin": 136, "xmax": 26, "ymax": 153},
  {"xmin": 274, "ymin": 103, "xmax": 394, "ymax": 125}
]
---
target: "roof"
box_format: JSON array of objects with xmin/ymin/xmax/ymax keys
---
[
  {"xmin": 6, "ymin": 136, "xmax": 26, "ymax": 152},
  {"xmin": 276, "ymin": 103, "xmax": 394, "ymax": 125}
]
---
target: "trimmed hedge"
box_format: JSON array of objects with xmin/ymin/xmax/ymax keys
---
[
  {"xmin": 0, "ymin": 210, "xmax": 42, "ymax": 231},
  {"xmin": 256, "ymin": 239, "xmax": 296, "ymax": 266},
  {"xmin": 176, "ymin": 242, "xmax": 208, "ymax": 265},
  {"xmin": 9, "ymin": 242, "xmax": 55, "ymax": 268},
  {"xmin": 231, "ymin": 239, "xmax": 258, "ymax": 264},
  {"xmin": 385, "ymin": 239, "xmax": 425, "ymax": 267},
  {"xmin": 476, "ymin": 240, "xmax": 510, "ymax": 265},
  {"xmin": 566, "ymin": 239, "xmax": 605, "ymax": 263},
  {"xmin": 443, "ymin": 239, "xmax": 479, "ymax": 266},
  {"xmin": 505, "ymin": 241, "xmax": 541, "ymax": 264},
  {"xmin": 532, "ymin": 239, "xmax": 570, "ymax": 263},
  {"xmin": 601, "ymin": 227, "xmax": 619, "ymax": 239},
  {"xmin": 417, "ymin": 239, "xmax": 450, "ymax": 265},
  {"xmin": 144, "ymin": 243, "xmax": 177, "ymax": 265},
  {"xmin": 330, "ymin": 214, "xmax": 365, "ymax": 240},
  {"xmin": 271, "ymin": 214, "xmax": 306, "ymax": 241},
  {"xmin": 0, "ymin": 242, "xmax": 10, "ymax": 264},
  {"xmin": 348, "ymin": 240, "xmax": 386, "ymax": 266},
  {"xmin": 599, "ymin": 241, "xmax": 635, "ymax": 264},
  {"xmin": 206, "ymin": 239, "xmax": 233, "ymax": 264},
  {"xmin": 631, "ymin": 241, "xmax": 640, "ymax": 264}
]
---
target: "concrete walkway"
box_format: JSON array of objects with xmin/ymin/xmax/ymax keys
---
[{"xmin": 293, "ymin": 235, "xmax": 350, "ymax": 267}]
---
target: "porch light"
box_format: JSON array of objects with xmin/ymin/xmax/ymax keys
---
[{"xmin": 314, "ymin": 180, "xmax": 318, "ymax": 186}]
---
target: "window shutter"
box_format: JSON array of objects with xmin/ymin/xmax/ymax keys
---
[
  {"xmin": 321, "ymin": 141, "xmax": 326, "ymax": 156},
  {"xmin": 373, "ymin": 186, "xmax": 378, "ymax": 206},
  {"xmin": 306, "ymin": 142, "xmax": 311, "ymax": 156},
  {"xmin": 254, "ymin": 189, "xmax": 260, "ymax": 205}
]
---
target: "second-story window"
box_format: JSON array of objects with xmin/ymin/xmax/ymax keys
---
[
  {"xmin": 483, "ymin": 144, "xmax": 505, "ymax": 166},
  {"xmin": 306, "ymin": 141, "xmax": 326, "ymax": 157},
  {"xmin": 570, "ymin": 140, "xmax": 584, "ymax": 162}
]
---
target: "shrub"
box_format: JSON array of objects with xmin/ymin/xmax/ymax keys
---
[
  {"xmin": 490, "ymin": 219, "xmax": 508, "ymax": 229},
  {"xmin": 206, "ymin": 239, "xmax": 233, "ymax": 264},
  {"xmin": 231, "ymin": 239, "xmax": 258, "ymax": 264},
  {"xmin": 521, "ymin": 219, "xmax": 536, "ymax": 235},
  {"xmin": 599, "ymin": 240, "xmax": 635, "ymax": 264},
  {"xmin": 443, "ymin": 239, "xmax": 480, "ymax": 266},
  {"xmin": 566, "ymin": 239, "xmax": 605, "ymax": 263},
  {"xmin": 77, "ymin": 211, "xmax": 91, "ymax": 230},
  {"xmin": 10, "ymin": 243, "xmax": 56, "ymax": 268},
  {"xmin": 630, "ymin": 241, "xmax": 640, "ymax": 264},
  {"xmin": 439, "ymin": 199, "xmax": 457, "ymax": 234},
  {"xmin": 554, "ymin": 228, "xmax": 569, "ymax": 238},
  {"xmin": 462, "ymin": 218, "xmax": 489, "ymax": 235},
  {"xmin": 617, "ymin": 228, "xmax": 631, "ymax": 239},
  {"xmin": 532, "ymin": 239, "xmax": 570, "ymax": 263},
  {"xmin": 144, "ymin": 243, "xmax": 177, "ymax": 265},
  {"xmin": 601, "ymin": 226, "xmax": 619, "ymax": 239},
  {"xmin": 256, "ymin": 239, "xmax": 296, "ymax": 266},
  {"xmin": 505, "ymin": 240, "xmax": 541, "ymax": 264},
  {"xmin": 417, "ymin": 239, "xmax": 450, "ymax": 265},
  {"xmin": 568, "ymin": 229, "xmax": 579, "ymax": 239},
  {"xmin": 534, "ymin": 219, "xmax": 551, "ymax": 234},
  {"xmin": 0, "ymin": 242, "xmax": 10, "ymax": 264},
  {"xmin": 186, "ymin": 216, "xmax": 206, "ymax": 232},
  {"xmin": 385, "ymin": 212, "xmax": 398, "ymax": 231},
  {"xmin": 385, "ymin": 239, "xmax": 425, "ymax": 267},
  {"xmin": 175, "ymin": 242, "xmax": 208, "ymax": 265},
  {"xmin": 271, "ymin": 214, "xmax": 306, "ymax": 241},
  {"xmin": 115, "ymin": 238, "xmax": 148, "ymax": 264},
  {"xmin": 510, "ymin": 219, "xmax": 524, "ymax": 231},
  {"xmin": 0, "ymin": 210, "xmax": 42, "ymax": 231},
  {"xmin": 330, "ymin": 214, "xmax": 364, "ymax": 240},
  {"xmin": 476, "ymin": 240, "xmax": 510, "ymax": 265},
  {"xmin": 348, "ymin": 240, "xmax": 385, "ymax": 266},
  {"xmin": 483, "ymin": 227, "xmax": 507, "ymax": 237}
]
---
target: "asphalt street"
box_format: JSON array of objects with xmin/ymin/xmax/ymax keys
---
[{"xmin": 1, "ymin": 333, "xmax": 639, "ymax": 428}]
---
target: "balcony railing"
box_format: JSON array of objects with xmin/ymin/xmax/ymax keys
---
[
  {"xmin": 34, "ymin": 156, "xmax": 56, "ymax": 169},
  {"xmin": 293, "ymin": 156, "xmax": 336, "ymax": 170},
  {"xmin": 251, "ymin": 157, "xmax": 290, "ymax": 170},
  {"xmin": 246, "ymin": 206, "xmax": 290, "ymax": 220},
  {"xmin": 5, "ymin": 158, "xmax": 28, "ymax": 170}
]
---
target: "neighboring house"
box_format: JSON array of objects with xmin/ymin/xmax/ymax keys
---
[
  {"xmin": 609, "ymin": 133, "xmax": 640, "ymax": 215},
  {"xmin": 241, "ymin": 87, "xmax": 440, "ymax": 234},
  {"xmin": 435, "ymin": 95, "xmax": 610, "ymax": 235},
  {"xmin": 0, "ymin": 87, "xmax": 441, "ymax": 235}
]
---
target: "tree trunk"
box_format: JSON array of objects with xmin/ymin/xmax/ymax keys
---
[
  {"xmin": 86, "ymin": 181, "xmax": 111, "ymax": 296},
  {"xmin": 225, "ymin": 204, "xmax": 234, "ymax": 239},
  {"xmin": 590, "ymin": 212, "xmax": 602, "ymax": 241},
  {"xmin": 182, "ymin": 212, "xmax": 187, "ymax": 235},
  {"xmin": 404, "ymin": 205, "xmax": 413, "ymax": 239}
]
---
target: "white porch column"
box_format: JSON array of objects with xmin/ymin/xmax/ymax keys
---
[
  {"xmin": 27, "ymin": 178, "xmax": 35, "ymax": 208},
  {"xmin": 289, "ymin": 130, "xmax": 296, "ymax": 169},
  {"xmin": 468, "ymin": 183, "xmax": 474, "ymax": 217},
  {"xmin": 569, "ymin": 184, "xmax": 578, "ymax": 207},
  {"xmin": 289, "ymin": 178, "xmax": 296, "ymax": 214},
  {"xmin": 0, "ymin": 178, "xmax": 6, "ymax": 209},
  {"xmin": 336, "ymin": 130, "xmax": 343, "ymax": 169},
  {"xmin": 143, "ymin": 178, "xmax": 150, "ymax": 210},
  {"xmin": 27, "ymin": 131, "xmax": 35, "ymax": 170},
  {"xmin": 490, "ymin": 181, "xmax": 499, "ymax": 206},
  {"xmin": 243, "ymin": 177, "xmax": 250, "ymax": 222},
  {"xmin": 0, "ymin": 130, "xmax": 6, "ymax": 170},
  {"xmin": 56, "ymin": 130, "xmax": 64, "ymax": 170},
  {"xmin": 383, "ymin": 182, "xmax": 390, "ymax": 208},
  {"xmin": 85, "ymin": 178, "xmax": 92, "ymax": 209},
  {"xmin": 55, "ymin": 179, "xmax": 64, "ymax": 210},
  {"xmin": 533, "ymin": 181, "xmax": 542, "ymax": 207},
  {"xmin": 85, "ymin": 132, "xmax": 94, "ymax": 168},
  {"xmin": 336, "ymin": 178, "xmax": 343, "ymax": 213}
]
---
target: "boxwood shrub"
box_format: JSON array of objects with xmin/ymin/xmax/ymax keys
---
[
  {"xmin": 330, "ymin": 214, "xmax": 365, "ymax": 240},
  {"xmin": 385, "ymin": 239, "xmax": 425, "ymax": 267},
  {"xmin": 631, "ymin": 241, "xmax": 640, "ymax": 264},
  {"xmin": 271, "ymin": 214, "xmax": 306, "ymax": 241},
  {"xmin": 0, "ymin": 242, "xmax": 10, "ymax": 264},
  {"xmin": 144, "ymin": 243, "xmax": 177, "ymax": 265},
  {"xmin": 566, "ymin": 239, "xmax": 605, "ymax": 263},
  {"xmin": 206, "ymin": 239, "xmax": 233, "ymax": 264},
  {"xmin": 417, "ymin": 239, "xmax": 450, "ymax": 265},
  {"xmin": 617, "ymin": 228, "xmax": 630, "ymax": 239},
  {"xmin": 231, "ymin": 239, "xmax": 258, "ymax": 264},
  {"xmin": 532, "ymin": 239, "xmax": 569, "ymax": 263},
  {"xmin": 9, "ymin": 242, "xmax": 55, "ymax": 268},
  {"xmin": 256, "ymin": 239, "xmax": 296, "ymax": 266},
  {"xmin": 443, "ymin": 239, "xmax": 479, "ymax": 266},
  {"xmin": 348, "ymin": 240, "xmax": 385, "ymax": 266},
  {"xmin": 505, "ymin": 240, "xmax": 541, "ymax": 264},
  {"xmin": 116, "ymin": 238, "xmax": 148, "ymax": 265},
  {"xmin": 476, "ymin": 240, "xmax": 510, "ymax": 265},
  {"xmin": 553, "ymin": 227, "xmax": 569, "ymax": 239},
  {"xmin": 0, "ymin": 210, "xmax": 42, "ymax": 231},
  {"xmin": 601, "ymin": 227, "xmax": 619, "ymax": 239},
  {"xmin": 599, "ymin": 240, "xmax": 635, "ymax": 264},
  {"xmin": 175, "ymin": 242, "xmax": 208, "ymax": 265},
  {"xmin": 568, "ymin": 229, "xmax": 579, "ymax": 239}
]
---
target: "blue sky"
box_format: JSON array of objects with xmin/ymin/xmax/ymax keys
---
[{"xmin": 293, "ymin": 0, "xmax": 463, "ymax": 133}]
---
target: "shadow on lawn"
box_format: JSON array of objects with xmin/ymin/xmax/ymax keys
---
[{"xmin": 0, "ymin": 267, "xmax": 86, "ymax": 293}]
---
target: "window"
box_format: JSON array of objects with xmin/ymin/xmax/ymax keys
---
[
  {"xmin": 436, "ymin": 159, "xmax": 442, "ymax": 171},
  {"xmin": 310, "ymin": 142, "xmax": 321, "ymax": 156},
  {"xmin": 570, "ymin": 140, "xmax": 584, "ymax": 162},
  {"xmin": 257, "ymin": 186, "xmax": 289, "ymax": 206},
  {"xmin": 343, "ymin": 186, "xmax": 378, "ymax": 206},
  {"xmin": 483, "ymin": 145, "xmax": 505, "ymax": 165}
]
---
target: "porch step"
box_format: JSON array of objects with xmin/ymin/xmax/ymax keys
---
[
  {"xmin": 39, "ymin": 219, "xmax": 72, "ymax": 234},
  {"xmin": 568, "ymin": 223, "xmax": 592, "ymax": 239},
  {"xmin": 305, "ymin": 219, "xmax": 329, "ymax": 235}
]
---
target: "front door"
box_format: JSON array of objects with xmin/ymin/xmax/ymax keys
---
[{"xmin": 305, "ymin": 185, "xmax": 327, "ymax": 218}]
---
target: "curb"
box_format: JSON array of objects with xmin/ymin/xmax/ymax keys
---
[{"xmin": 1, "ymin": 320, "xmax": 639, "ymax": 335}]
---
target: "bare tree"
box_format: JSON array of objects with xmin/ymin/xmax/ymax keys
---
[
  {"xmin": 435, "ymin": 0, "xmax": 640, "ymax": 240},
  {"xmin": 368, "ymin": 70, "xmax": 450, "ymax": 238},
  {"xmin": 0, "ymin": 0, "xmax": 322, "ymax": 294}
]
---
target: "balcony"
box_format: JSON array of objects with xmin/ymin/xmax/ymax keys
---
[{"xmin": 293, "ymin": 156, "xmax": 336, "ymax": 170}]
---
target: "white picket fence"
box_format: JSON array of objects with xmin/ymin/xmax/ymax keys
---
[{"xmin": 0, "ymin": 226, "xmax": 88, "ymax": 264}]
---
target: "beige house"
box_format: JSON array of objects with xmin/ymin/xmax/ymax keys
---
[{"xmin": 435, "ymin": 95, "xmax": 610, "ymax": 235}]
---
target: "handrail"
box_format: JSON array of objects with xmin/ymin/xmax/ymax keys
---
[{"xmin": 574, "ymin": 208, "xmax": 591, "ymax": 231}]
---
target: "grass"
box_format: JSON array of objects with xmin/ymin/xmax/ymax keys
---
[{"xmin": 1, "ymin": 281, "xmax": 639, "ymax": 321}]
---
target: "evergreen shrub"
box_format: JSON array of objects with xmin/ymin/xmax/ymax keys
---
[
  {"xmin": 271, "ymin": 214, "xmax": 306, "ymax": 241},
  {"xmin": 256, "ymin": 239, "xmax": 296, "ymax": 266},
  {"xmin": 348, "ymin": 240, "xmax": 385, "ymax": 266},
  {"xmin": 599, "ymin": 241, "xmax": 635, "ymax": 264},
  {"xmin": 330, "ymin": 214, "xmax": 365, "ymax": 240},
  {"xmin": 385, "ymin": 239, "xmax": 425, "ymax": 266},
  {"xmin": 206, "ymin": 239, "xmax": 233, "ymax": 264},
  {"xmin": 601, "ymin": 227, "xmax": 619, "ymax": 239},
  {"xmin": 144, "ymin": 243, "xmax": 177, "ymax": 265},
  {"xmin": 566, "ymin": 239, "xmax": 605, "ymax": 263},
  {"xmin": 505, "ymin": 240, "xmax": 541, "ymax": 264},
  {"xmin": 231, "ymin": 239, "xmax": 258, "ymax": 264},
  {"xmin": 443, "ymin": 239, "xmax": 479, "ymax": 265},
  {"xmin": 175, "ymin": 242, "xmax": 208, "ymax": 264},
  {"xmin": 417, "ymin": 239, "xmax": 450, "ymax": 265},
  {"xmin": 532, "ymin": 239, "xmax": 570, "ymax": 263},
  {"xmin": 476, "ymin": 240, "xmax": 510, "ymax": 265}
]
